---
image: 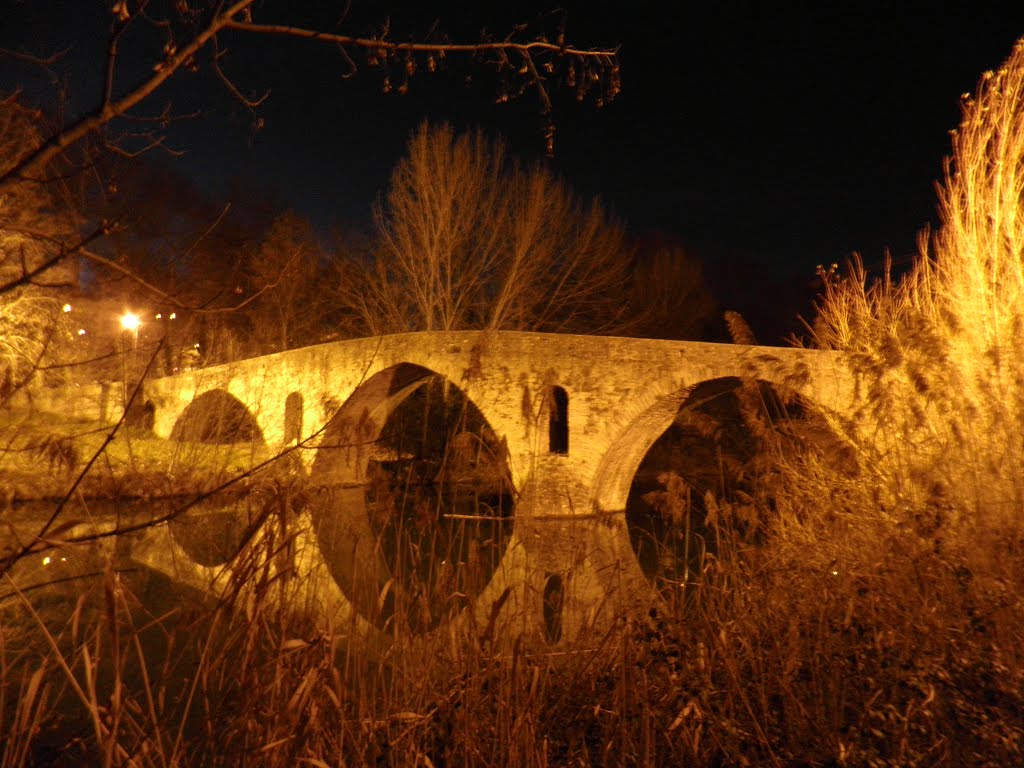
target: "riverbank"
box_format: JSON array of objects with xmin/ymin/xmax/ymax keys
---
[{"xmin": 0, "ymin": 406, "xmax": 279, "ymax": 501}]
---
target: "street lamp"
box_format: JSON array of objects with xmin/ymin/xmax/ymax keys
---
[
  {"xmin": 120, "ymin": 311, "xmax": 141, "ymax": 348},
  {"xmin": 118, "ymin": 311, "xmax": 143, "ymax": 458}
]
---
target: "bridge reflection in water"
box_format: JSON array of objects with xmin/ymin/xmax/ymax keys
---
[
  {"xmin": 311, "ymin": 366, "xmax": 514, "ymax": 633},
  {"xmin": 117, "ymin": 332, "xmax": 854, "ymax": 645}
]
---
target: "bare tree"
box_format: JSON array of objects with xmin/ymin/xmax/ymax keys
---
[
  {"xmin": 340, "ymin": 122, "xmax": 634, "ymax": 335},
  {"xmin": 342, "ymin": 125, "xmax": 506, "ymax": 333},
  {"xmin": 0, "ymin": 2, "xmax": 620, "ymax": 300},
  {"xmin": 243, "ymin": 211, "xmax": 325, "ymax": 354},
  {"xmin": 0, "ymin": 95, "xmax": 79, "ymax": 400},
  {"xmin": 491, "ymin": 161, "xmax": 633, "ymax": 333},
  {"xmin": 628, "ymin": 243, "xmax": 717, "ymax": 340}
]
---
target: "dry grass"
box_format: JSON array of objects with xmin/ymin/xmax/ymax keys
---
[
  {"xmin": 4, "ymin": 37, "xmax": 1024, "ymax": 768},
  {"xmin": 0, "ymin": 407, "xmax": 279, "ymax": 500},
  {"xmin": 4, "ymin": 480, "xmax": 1018, "ymax": 767}
]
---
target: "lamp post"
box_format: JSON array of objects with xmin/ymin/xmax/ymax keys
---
[
  {"xmin": 120, "ymin": 311, "xmax": 140, "ymax": 348},
  {"xmin": 119, "ymin": 311, "xmax": 141, "ymax": 431}
]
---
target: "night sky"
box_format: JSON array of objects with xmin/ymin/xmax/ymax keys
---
[{"xmin": 4, "ymin": 1, "xmax": 1024, "ymax": 341}]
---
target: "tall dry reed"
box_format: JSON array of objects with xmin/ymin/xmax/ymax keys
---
[{"xmin": 5, "ymin": 38, "xmax": 1024, "ymax": 768}]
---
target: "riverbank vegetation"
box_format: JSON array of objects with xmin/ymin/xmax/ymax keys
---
[
  {"xmin": 2, "ymin": 31, "xmax": 1024, "ymax": 768},
  {"xmin": 0, "ymin": 407, "xmax": 278, "ymax": 501}
]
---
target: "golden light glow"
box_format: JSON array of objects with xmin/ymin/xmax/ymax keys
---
[
  {"xmin": 120, "ymin": 312, "xmax": 141, "ymax": 332},
  {"xmin": 62, "ymin": 303, "xmax": 72, "ymax": 313}
]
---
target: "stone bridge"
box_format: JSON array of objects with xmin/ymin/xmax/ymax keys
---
[{"xmin": 132, "ymin": 331, "xmax": 854, "ymax": 647}]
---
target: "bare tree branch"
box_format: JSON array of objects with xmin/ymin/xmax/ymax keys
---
[
  {"xmin": 223, "ymin": 17, "xmax": 619, "ymax": 59},
  {"xmin": 0, "ymin": 0, "xmax": 259, "ymax": 191},
  {"xmin": 213, "ymin": 37, "xmax": 271, "ymax": 109},
  {"xmin": 77, "ymin": 247, "xmax": 278, "ymax": 314},
  {"xmin": 0, "ymin": 46, "xmax": 70, "ymax": 68},
  {"xmin": 3, "ymin": 1, "xmax": 618, "ymax": 195},
  {"xmin": 0, "ymin": 225, "xmax": 107, "ymax": 296}
]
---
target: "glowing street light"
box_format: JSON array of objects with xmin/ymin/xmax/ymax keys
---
[
  {"xmin": 120, "ymin": 311, "xmax": 141, "ymax": 349},
  {"xmin": 120, "ymin": 312, "xmax": 140, "ymax": 332},
  {"xmin": 118, "ymin": 312, "xmax": 143, "ymax": 431}
]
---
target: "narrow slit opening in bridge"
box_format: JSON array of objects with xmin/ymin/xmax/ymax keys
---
[
  {"xmin": 284, "ymin": 392, "xmax": 303, "ymax": 444},
  {"xmin": 542, "ymin": 571, "xmax": 564, "ymax": 643},
  {"xmin": 549, "ymin": 386, "xmax": 569, "ymax": 454}
]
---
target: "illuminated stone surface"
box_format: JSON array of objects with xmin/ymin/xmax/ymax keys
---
[{"xmin": 79, "ymin": 332, "xmax": 858, "ymax": 645}]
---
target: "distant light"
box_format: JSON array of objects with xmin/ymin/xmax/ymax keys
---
[
  {"xmin": 120, "ymin": 312, "xmax": 141, "ymax": 332},
  {"xmin": 193, "ymin": 342, "xmax": 200, "ymax": 348},
  {"xmin": 77, "ymin": 329, "xmax": 86, "ymax": 336},
  {"xmin": 62, "ymin": 303, "xmax": 72, "ymax": 313},
  {"xmin": 42, "ymin": 556, "xmax": 51, "ymax": 566},
  {"xmin": 155, "ymin": 313, "xmax": 162, "ymax": 319},
  {"xmin": 169, "ymin": 312, "xmax": 176, "ymax": 320}
]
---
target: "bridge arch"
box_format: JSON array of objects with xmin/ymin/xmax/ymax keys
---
[
  {"xmin": 593, "ymin": 375, "xmax": 831, "ymax": 595},
  {"xmin": 169, "ymin": 389, "xmax": 264, "ymax": 445},
  {"xmin": 309, "ymin": 362, "xmax": 515, "ymax": 634}
]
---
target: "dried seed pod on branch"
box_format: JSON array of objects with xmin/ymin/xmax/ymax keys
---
[{"xmin": 0, "ymin": 0, "xmax": 620, "ymax": 297}]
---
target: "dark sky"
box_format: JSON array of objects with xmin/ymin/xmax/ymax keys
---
[{"xmin": 4, "ymin": 1, "xmax": 1024, "ymax": 341}]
